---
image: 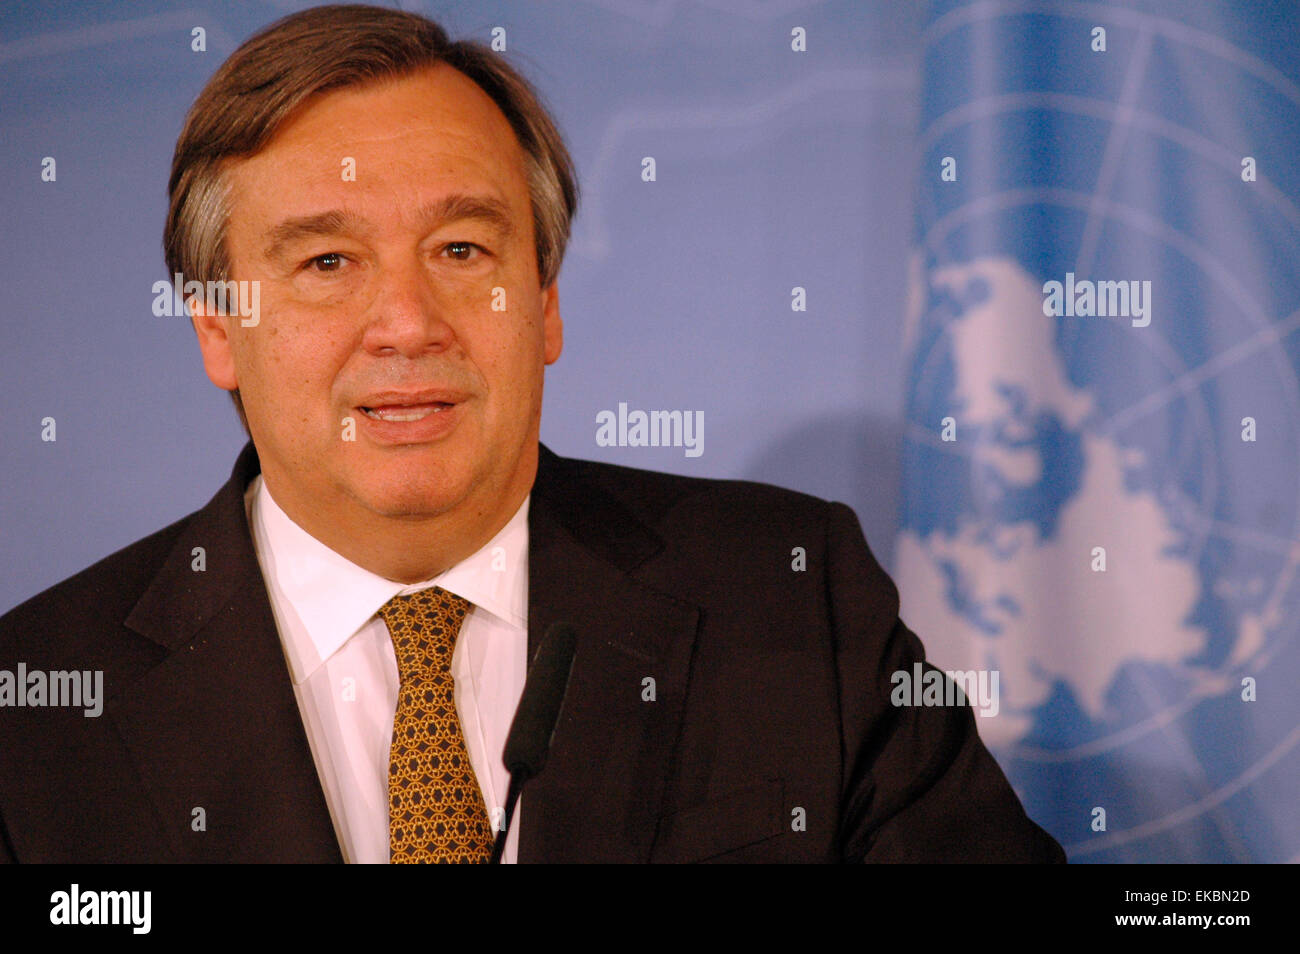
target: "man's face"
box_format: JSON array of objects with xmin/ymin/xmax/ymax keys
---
[{"xmin": 194, "ymin": 63, "xmax": 562, "ymax": 534}]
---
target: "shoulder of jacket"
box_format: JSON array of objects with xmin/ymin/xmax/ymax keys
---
[
  {"xmin": 0, "ymin": 510, "xmax": 195, "ymax": 649},
  {"xmin": 552, "ymin": 451, "xmax": 843, "ymax": 538}
]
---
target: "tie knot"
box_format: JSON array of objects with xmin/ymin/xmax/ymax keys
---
[{"xmin": 377, "ymin": 586, "xmax": 472, "ymax": 682}]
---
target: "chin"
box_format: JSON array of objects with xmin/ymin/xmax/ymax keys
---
[
  {"xmin": 362, "ymin": 484, "xmax": 466, "ymax": 520},
  {"xmin": 349, "ymin": 457, "xmax": 474, "ymax": 520}
]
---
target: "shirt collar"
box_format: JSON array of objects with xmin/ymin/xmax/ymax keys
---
[{"xmin": 248, "ymin": 474, "xmax": 529, "ymax": 683}]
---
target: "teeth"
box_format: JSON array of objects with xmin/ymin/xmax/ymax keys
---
[{"xmin": 362, "ymin": 405, "xmax": 447, "ymax": 422}]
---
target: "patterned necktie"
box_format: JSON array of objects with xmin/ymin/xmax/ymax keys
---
[{"xmin": 377, "ymin": 586, "xmax": 494, "ymax": 863}]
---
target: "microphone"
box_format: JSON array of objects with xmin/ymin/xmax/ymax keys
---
[{"xmin": 489, "ymin": 621, "xmax": 578, "ymax": 863}]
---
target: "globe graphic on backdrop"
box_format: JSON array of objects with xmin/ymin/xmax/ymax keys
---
[{"xmin": 894, "ymin": 3, "xmax": 1300, "ymax": 862}]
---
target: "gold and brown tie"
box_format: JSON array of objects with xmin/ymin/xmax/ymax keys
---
[{"xmin": 377, "ymin": 586, "xmax": 494, "ymax": 863}]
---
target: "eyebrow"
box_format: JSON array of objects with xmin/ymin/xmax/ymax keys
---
[{"xmin": 260, "ymin": 193, "xmax": 517, "ymax": 261}]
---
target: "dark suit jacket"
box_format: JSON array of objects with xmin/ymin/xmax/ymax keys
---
[{"xmin": 0, "ymin": 440, "xmax": 1064, "ymax": 863}]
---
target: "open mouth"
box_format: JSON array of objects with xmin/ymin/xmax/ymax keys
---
[{"xmin": 359, "ymin": 402, "xmax": 453, "ymax": 422}]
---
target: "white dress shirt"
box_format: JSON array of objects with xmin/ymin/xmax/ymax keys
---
[{"xmin": 243, "ymin": 474, "xmax": 529, "ymax": 863}]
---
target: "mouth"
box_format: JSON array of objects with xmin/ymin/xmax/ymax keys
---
[
  {"xmin": 359, "ymin": 402, "xmax": 453, "ymax": 422},
  {"xmin": 352, "ymin": 389, "xmax": 468, "ymax": 445}
]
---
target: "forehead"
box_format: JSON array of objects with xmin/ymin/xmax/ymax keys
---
[{"xmin": 224, "ymin": 62, "xmax": 531, "ymax": 235}]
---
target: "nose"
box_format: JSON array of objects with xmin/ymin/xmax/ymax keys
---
[{"xmin": 360, "ymin": 255, "xmax": 457, "ymax": 359}]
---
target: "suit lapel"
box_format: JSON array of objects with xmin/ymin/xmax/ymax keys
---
[
  {"xmin": 520, "ymin": 444, "xmax": 701, "ymax": 862},
  {"xmin": 110, "ymin": 442, "xmax": 342, "ymax": 862}
]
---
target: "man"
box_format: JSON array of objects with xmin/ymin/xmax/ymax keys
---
[{"xmin": 0, "ymin": 4, "xmax": 1064, "ymax": 863}]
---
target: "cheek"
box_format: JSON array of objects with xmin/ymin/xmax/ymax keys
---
[
  {"xmin": 241, "ymin": 312, "xmax": 351, "ymax": 402},
  {"xmin": 486, "ymin": 306, "xmax": 544, "ymax": 377},
  {"xmin": 486, "ymin": 314, "xmax": 548, "ymax": 432},
  {"xmin": 460, "ymin": 274, "xmax": 541, "ymax": 352}
]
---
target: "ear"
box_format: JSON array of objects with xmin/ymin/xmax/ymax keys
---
[
  {"xmin": 541, "ymin": 282, "xmax": 563, "ymax": 365},
  {"xmin": 189, "ymin": 296, "xmax": 239, "ymax": 391}
]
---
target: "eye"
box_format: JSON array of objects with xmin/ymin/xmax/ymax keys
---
[
  {"xmin": 443, "ymin": 242, "xmax": 485, "ymax": 262},
  {"xmin": 304, "ymin": 252, "xmax": 346, "ymax": 272}
]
